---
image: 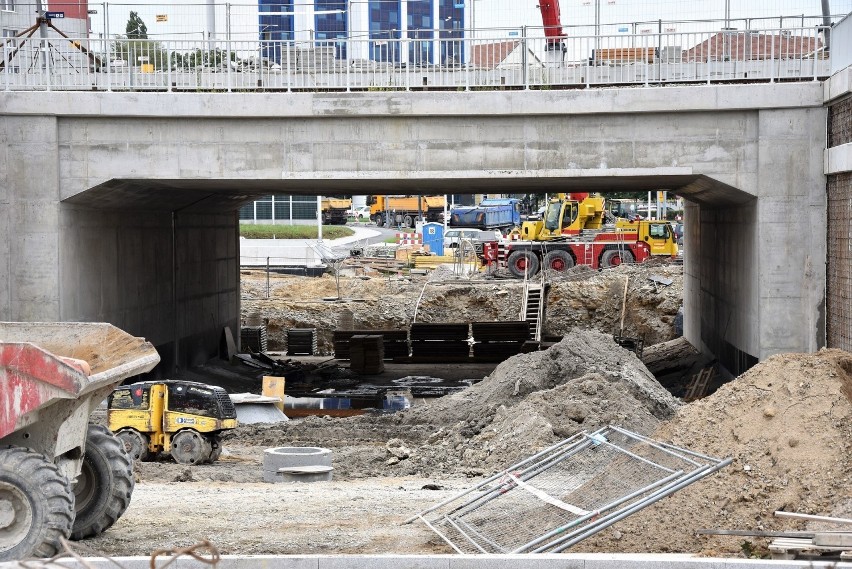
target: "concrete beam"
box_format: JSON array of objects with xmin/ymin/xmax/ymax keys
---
[{"xmin": 0, "ymin": 83, "xmax": 824, "ymax": 119}]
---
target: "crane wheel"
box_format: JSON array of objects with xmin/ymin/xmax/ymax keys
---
[
  {"xmin": 508, "ymin": 250, "xmax": 540, "ymax": 278},
  {"xmin": 116, "ymin": 429, "xmax": 151, "ymax": 462},
  {"xmin": 0, "ymin": 447, "xmax": 74, "ymax": 561},
  {"xmin": 171, "ymin": 430, "xmax": 212, "ymax": 465},
  {"xmin": 543, "ymin": 250, "xmax": 575, "ymax": 272},
  {"xmin": 600, "ymin": 248, "xmax": 635, "ymax": 269},
  {"xmin": 71, "ymin": 424, "xmax": 134, "ymax": 540}
]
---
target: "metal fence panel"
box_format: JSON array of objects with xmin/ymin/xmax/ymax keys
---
[{"xmin": 413, "ymin": 425, "xmax": 730, "ymax": 554}]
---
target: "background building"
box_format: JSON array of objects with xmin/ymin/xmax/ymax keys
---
[{"xmin": 257, "ymin": 0, "xmax": 469, "ymax": 65}]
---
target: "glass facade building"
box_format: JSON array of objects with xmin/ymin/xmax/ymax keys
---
[
  {"xmin": 257, "ymin": 1, "xmax": 466, "ymax": 65},
  {"xmin": 258, "ymin": 0, "xmax": 294, "ymax": 61},
  {"xmin": 316, "ymin": 0, "xmax": 348, "ymax": 59}
]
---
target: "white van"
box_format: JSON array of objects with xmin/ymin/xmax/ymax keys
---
[{"xmin": 444, "ymin": 229, "xmax": 502, "ymax": 249}]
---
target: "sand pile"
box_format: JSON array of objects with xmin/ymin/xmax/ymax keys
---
[{"xmin": 576, "ymin": 348, "xmax": 852, "ymax": 556}]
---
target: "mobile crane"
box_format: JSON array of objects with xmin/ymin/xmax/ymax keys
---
[{"xmin": 480, "ymin": 193, "xmax": 679, "ymax": 277}]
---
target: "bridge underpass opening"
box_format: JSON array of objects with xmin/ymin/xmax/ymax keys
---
[{"xmin": 55, "ymin": 171, "xmax": 772, "ymax": 379}]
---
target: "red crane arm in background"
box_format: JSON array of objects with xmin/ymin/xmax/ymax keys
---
[{"xmin": 537, "ymin": 1, "xmax": 566, "ymax": 49}]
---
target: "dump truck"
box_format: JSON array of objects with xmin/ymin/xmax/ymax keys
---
[
  {"xmin": 108, "ymin": 380, "xmax": 238, "ymax": 465},
  {"xmin": 321, "ymin": 197, "xmax": 352, "ymax": 225},
  {"xmin": 448, "ymin": 198, "xmax": 521, "ymax": 232},
  {"xmin": 0, "ymin": 322, "xmax": 160, "ymax": 561},
  {"xmin": 368, "ymin": 195, "xmax": 446, "ymax": 228}
]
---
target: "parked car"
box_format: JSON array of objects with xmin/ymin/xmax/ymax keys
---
[
  {"xmin": 443, "ymin": 229, "xmax": 502, "ymax": 249},
  {"xmin": 348, "ymin": 206, "xmax": 371, "ymax": 220}
]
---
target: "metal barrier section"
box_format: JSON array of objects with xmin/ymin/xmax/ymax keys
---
[
  {"xmin": 0, "ymin": 27, "xmax": 831, "ymax": 92},
  {"xmin": 413, "ymin": 425, "xmax": 731, "ymax": 554}
]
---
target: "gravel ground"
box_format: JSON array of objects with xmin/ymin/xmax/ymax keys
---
[{"xmin": 84, "ymin": 475, "xmax": 467, "ymax": 556}]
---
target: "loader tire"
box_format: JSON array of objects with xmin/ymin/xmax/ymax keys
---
[
  {"xmin": 70, "ymin": 424, "xmax": 134, "ymax": 540},
  {"xmin": 0, "ymin": 446, "xmax": 74, "ymax": 561}
]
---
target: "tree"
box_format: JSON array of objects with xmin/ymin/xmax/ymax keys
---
[{"xmin": 126, "ymin": 12, "xmax": 148, "ymax": 39}]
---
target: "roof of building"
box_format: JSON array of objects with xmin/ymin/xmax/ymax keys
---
[
  {"xmin": 471, "ymin": 40, "xmax": 521, "ymax": 69},
  {"xmin": 682, "ymin": 31, "xmax": 823, "ymax": 62}
]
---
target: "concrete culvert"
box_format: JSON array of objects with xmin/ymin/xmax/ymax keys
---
[{"xmin": 263, "ymin": 447, "xmax": 333, "ymax": 483}]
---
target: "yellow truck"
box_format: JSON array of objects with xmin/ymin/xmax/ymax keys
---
[
  {"xmin": 108, "ymin": 380, "xmax": 238, "ymax": 465},
  {"xmin": 368, "ymin": 195, "xmax": 446, "ymax": 228},
  {"xmin": 321, "ymin": 197, "xmax": 352, "ymax": 225}
]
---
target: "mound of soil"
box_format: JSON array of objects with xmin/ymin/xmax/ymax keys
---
[{"xmin": 576, "ymin": 348, "xmax": 852, "ymax": 556}]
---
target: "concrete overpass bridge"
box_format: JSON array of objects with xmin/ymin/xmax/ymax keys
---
[{"xmin": 2, "ymin": 66, "xmax": 852, "ymax": 376}]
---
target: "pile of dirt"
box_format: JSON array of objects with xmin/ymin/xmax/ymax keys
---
[
  {"xmin": 575, "ymin": 348, "xmax": 852, "ymax": 556},
  {"xmin": 224, "ymin": 329, "xmax": 681, "ymax": 479}
]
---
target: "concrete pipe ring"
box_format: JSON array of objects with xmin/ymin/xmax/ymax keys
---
[{"xmin": 263, "ymin": 447, "xmax": 333, "ymax": 483}]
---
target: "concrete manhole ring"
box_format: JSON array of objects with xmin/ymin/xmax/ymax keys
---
[{"xmin": 263, "ymin": 447, "xmax": 333, "ymax": 483}]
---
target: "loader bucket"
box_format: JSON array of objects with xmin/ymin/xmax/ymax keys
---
[{"xmin": 0, "ymin": 322, "xmax": 160, "ymax": 443}]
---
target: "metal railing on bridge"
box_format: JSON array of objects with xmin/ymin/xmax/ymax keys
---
[{"xmin": 1, "ymin": 26, "xmax": 831, "ymax": 92}]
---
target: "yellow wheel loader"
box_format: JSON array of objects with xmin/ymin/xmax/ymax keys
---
[{"xmin": 107, "ymin": 380, "xmax": 237, "ymax": 465}]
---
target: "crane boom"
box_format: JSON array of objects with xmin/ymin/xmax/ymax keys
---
[{"xmin": 537, "ymin": 1, "xmax": 566, "ymax": 50}]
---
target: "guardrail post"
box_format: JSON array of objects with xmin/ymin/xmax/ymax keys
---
[
  {"xmin": 167, "ymin": 43, "xmax": 172, "ymax": 92},
  {"xmin": 770, "ymin": 32, "xmax": 775, "ymax": 83},
  {"xmin": 266, "ymin": 257, "xmax": 270, "ymax": 299},
  {"xmin": 3, "ymin": 39, "xmax": 9, "ymax": 92},
  {"xmin": 226, "ymin": 39, "xmax": 232, "ymax": 92},
  {"xmin": 44, "ymin": 38, "xmax": 51, "ymax": 92},
  {"xmin": 522, "ymin": 26, "xmax": 529, "ymax": 90}
]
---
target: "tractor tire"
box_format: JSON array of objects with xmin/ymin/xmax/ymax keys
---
[
  {"xmin": 508, "ymin": 250, "xmax": 540, "ymax": 278},
  {"xmin": 543, "ymin": 250, "xmax": 574, "ymax": 273},
  {"xmin": 71, "ymin": 424, "xmax": 134, "ymax": 540},
  {"xmin": 600, "ymin": 248, "xmax": 635, "ymax": 269},
  {"xmin": 115, "ymin": 429, "xmax": 150, "ymax": 462},
  {"xmin": 0, "ymin": 446, "xmax": 74, "ymax": 561},
  {"xmin": 171, "ymin": 430, "xmax": 212, "ymax": 465}
]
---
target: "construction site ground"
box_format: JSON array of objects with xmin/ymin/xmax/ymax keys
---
[{"xmin": 81, "ymin": 264, "xmax": 852, "ymax": 560}]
